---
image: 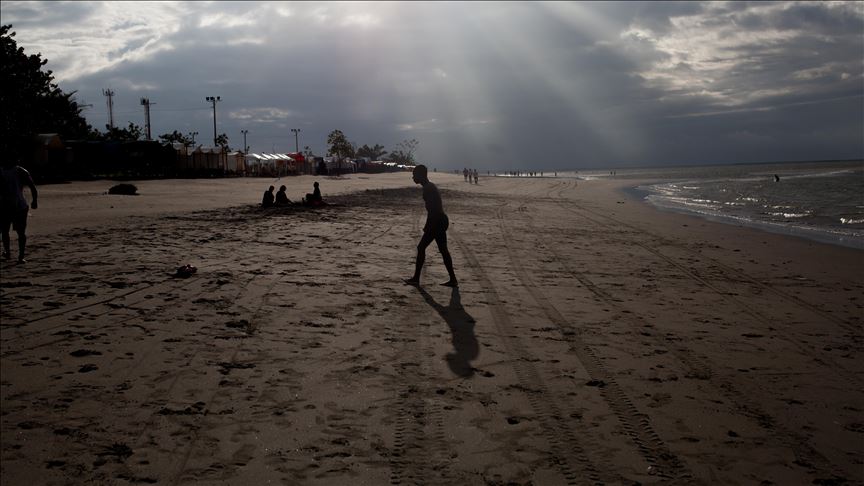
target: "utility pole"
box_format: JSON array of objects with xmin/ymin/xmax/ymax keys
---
[
  {"xmin": 291, "ymin": 128, "xmax": 301, "ymax": 153},
  {"xmin": 140, "ymin": 98, "xmax": 155, "ymax": 140},
  {"xmin": 205, "ymin": 96, "xmax": 221, "ymax": 147},
  {"xmin": 102, "ymin": 89, "xmax": 115, "ymax": 130},
  {"xmin": 241, "ymin": 129, "xmax": 249, "ymax": 154}
]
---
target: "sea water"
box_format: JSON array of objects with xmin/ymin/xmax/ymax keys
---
[{"xmin": 570, "ymin": 160, "xmax": 864, "ymax": 249}]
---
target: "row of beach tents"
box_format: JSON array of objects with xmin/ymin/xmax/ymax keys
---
[{"xmin": 26, "ymin": 133, "xmax": 412, "ymax": 181}]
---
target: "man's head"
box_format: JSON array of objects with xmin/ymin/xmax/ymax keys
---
[
  {"xmin": 279, "ymin": 185, "xmax": 286, "ymax": 191},
  {"xmin": 412, "ymin": 164, "xmax": 428, "ymax": 184},
  {"xmin": 269, "ymin": 185, "xmax": 274, "ymax": 191},
  {"xmin": 314, "ymin": 182, "xmax": 319, "ymax": 188}
]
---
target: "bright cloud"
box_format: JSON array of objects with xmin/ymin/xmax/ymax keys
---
[
  {"xmin": 620, "ymin": 1, "xmax": 864, "ymax": 109},
  {"xmin": 229, "ymin": 108, "xmax": 295, "ymax": 123},
  {"xmin": 396, "ymin": 119, "xmax": 439, "ymax": 132}
]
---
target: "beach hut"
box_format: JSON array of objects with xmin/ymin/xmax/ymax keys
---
[
  {"xmin": 192, "ymin": 146, "xmax": 225, "ymax": 175},
  {"xmin": 32, "ymin": 133, "xmax": 64, "ymax": 164},
  {"xmin": 27, "ymin": 134, "xmax": 67, "ymax": 180},
  {"xmin": 225, "ymin": 151, "xmax": 246, "ymax": 175}
]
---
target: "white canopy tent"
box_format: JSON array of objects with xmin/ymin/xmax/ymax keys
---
[{"xmin": 245, "ymin": 153, "xmax": 297, "ymax": 176}]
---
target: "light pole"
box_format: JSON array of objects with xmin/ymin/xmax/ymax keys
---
[
  {"xmin": 205, "ymin": 96, "xmax": 221, "ymax": 147},
  {"xmin": 290, "ymin": 128, "xmax": 301, "ymax": 153},
  {"xmin": 140, "ymin": 98, "xmax": 154, "ymax": 140},
  {"xmin": 102, "ymin": 88, "xmax": 115, "ymax": 130},
  {"xmin": 241, "ymin": 129, "xmax": 249, "ymax": 154}
]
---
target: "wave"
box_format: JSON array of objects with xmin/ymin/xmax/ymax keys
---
[{"xmin": 643, "ymin": 193, "xmax": 864, "ymax": 249}]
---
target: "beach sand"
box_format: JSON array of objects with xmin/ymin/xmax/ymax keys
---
[{"xmin": 1, "ymin": 172, "xmax": 862, "ymax": 485}]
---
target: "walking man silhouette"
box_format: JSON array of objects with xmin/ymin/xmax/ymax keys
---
[{"xmin": 404, "ymin": 164, "xmax": 457, "ymax": 287}]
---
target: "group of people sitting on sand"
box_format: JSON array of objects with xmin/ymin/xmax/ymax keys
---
[{"xmin": 261, "ymin": 181, "xmax": 324, "ymax": 208}]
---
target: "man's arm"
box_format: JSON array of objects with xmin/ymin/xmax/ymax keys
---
[
  {"xmin": 19, "ymin": 167, "xmax": 37, "ymax": 209},
  {"xmin": 423, "ymin": 185, "xmax": 444, "ymax": 231}
]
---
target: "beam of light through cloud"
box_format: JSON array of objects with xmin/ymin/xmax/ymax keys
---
[{"xmin": 3, "ymin": 0, "xmax": 862, "ymax": 168}]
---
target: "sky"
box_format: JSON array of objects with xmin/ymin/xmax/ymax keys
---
[{"xmin": 3, "ymin": 1, "xmax": 863, "ymax": 170}]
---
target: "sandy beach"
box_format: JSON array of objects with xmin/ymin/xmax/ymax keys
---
[{"xmin": 1, "ymin": 172, "xmax": 862, "ymax": 485}]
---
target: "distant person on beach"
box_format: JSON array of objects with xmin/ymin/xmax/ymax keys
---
[
  {"xmin": 1, "ymin": 159, "xmax": 38, "ymax": 263},
  {"xmin": 304, "ymin": 181, "xmax": 323, "ymax": 206},
  {"xmin": 275, "ymin": 185, "xmax": 291, "ymax": 206},
  {"xmin": 404, "ymin": 164, "xmax": 458, "ymax": 288},
  {"xmin": 473, "ymin": 169, "xmax": 478, "ymax": 184},
  {"xmin": 463, "ymin": 168, "xmax": 469, "ymax": 182},
  {"xmin": 262, "ymin": 185, "xmax": 275, "ymax": 207},
  {"xmin": 774, "ymin": 174, "xmax": 780, "ymax": 182}
]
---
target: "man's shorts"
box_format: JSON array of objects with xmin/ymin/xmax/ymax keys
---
[
  {"xmin": 0, "ymin": 207, "xmax": 28, "ymax": 233},
  {"xmin": 424, "ymin": 214, "xmax": 450, "ymax": 236}
]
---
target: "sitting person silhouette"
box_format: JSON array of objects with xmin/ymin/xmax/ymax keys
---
[
  {"xmin": 275, "ymin": 185, "xmax": 292, "ymax": 205},
  {"xmin": 262, "ymin": 185, "xmax": 275, "ymax": 207},
  {"xmin": 304, "ymin": 181, "xmax": 323, "ymax": 206}
]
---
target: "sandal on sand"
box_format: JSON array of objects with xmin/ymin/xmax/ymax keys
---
[{"xmin": 174, "ymin": 264, "xmax": 197, "ymax": 278}]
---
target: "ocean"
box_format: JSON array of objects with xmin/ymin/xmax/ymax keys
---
[{"xmin": 569, "ymin": 160, "xmax": 864, "ymax": 250}]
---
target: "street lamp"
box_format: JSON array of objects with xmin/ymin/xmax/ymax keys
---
[
  {"xmin": 241, "ymin": 129, "xmax": 249, "ymax": 154},
  {"xmin": 205, "ymin": 96, "xmax": 221, "ymax": 147},
  {"xmin": 290, "ymin": 128, "xmax": 301, "ymax": 153},
  {"xmin": 140, "ymin": 98, "xmax": 153, "ymax": 140}
]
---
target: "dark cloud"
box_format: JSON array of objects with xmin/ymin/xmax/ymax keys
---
[{"xmin": 4, "ymin": 1, "xmax": 862, "ymax": 169}]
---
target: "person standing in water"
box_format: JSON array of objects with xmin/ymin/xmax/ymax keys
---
[{"xmin": 405, "ymin": 164, "xmax": 457, "ymax": 287}]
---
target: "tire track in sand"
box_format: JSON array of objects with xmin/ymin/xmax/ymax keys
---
[
  {"xmin": 451, "ymin": 229, "xmax": 612, "ymax": 485},
  {"xmin": 387, "ymin": 204, "xmax": 453, "ymax": 485},
  {"xmin": 548, "ymin": 183, "xmax": 862, "ymax": 388},
  {"xmin": 492, "ymin": 207, "xmax": 694, "ymax": 482},
  {"xmin": 551, "ymin": 180, "xmax": 860, "ymax": 337},
  {"xmin": 520, "ymin": 190, "xmax": 854, "ymax": 482}
]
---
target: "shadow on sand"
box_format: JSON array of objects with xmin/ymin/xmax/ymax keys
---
[{"xmin": 416, "ymin": 287, "xmax": 479, "ymax": 377}]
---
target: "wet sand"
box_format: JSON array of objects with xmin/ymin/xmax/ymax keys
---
[{"xmin": 1, "ymin": 172, "xmax": 862, "ymax": 485}]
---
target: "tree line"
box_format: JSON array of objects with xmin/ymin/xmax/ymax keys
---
[
  {"xmin": 326, "ymin": 129, "xmax": 418, "ymax": 165},
  {"xmin": 1, "ymin": 24, "xmax": 418, "ymax": 171}
]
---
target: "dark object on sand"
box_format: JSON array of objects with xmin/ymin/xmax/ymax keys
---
[
  {"xmin": 173, "ymin": 264, "xmax": 197, "ymax": 278},
  {"xmin": 108, "ymin": 183, "xmax": 138, "ymax": 195}
]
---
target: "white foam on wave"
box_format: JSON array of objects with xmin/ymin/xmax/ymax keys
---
[
  {"xmin": 841, "ymin": 217, "xmax": 864, "ymax": 225},
  {"xmin": 768, "ymin": 211, "xmax": 810, "ymax": 219}
]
